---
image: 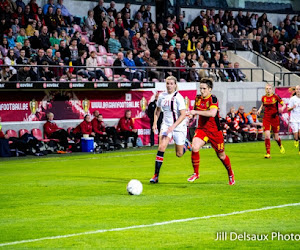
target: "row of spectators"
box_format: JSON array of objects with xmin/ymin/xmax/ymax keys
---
[{"xmin": 0, "ymin": 0, "xmax": 300, "ymax": 82}]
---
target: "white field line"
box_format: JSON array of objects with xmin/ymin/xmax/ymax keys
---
[{"xmin": 0, "ymin": 202, "xmax": 299, "ymax": 247}]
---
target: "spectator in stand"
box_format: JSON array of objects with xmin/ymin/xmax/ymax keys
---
[
  {"xmin": 5, "ymin": 28, "xmax": 16, "ymax": 48},
  {"xmin": 120, "ymin": 30, "xmax": 134, "ymax": 52},
  {"xmin": 44, "ymin": 112, "xmax": 73, "ymax": 150},
  {"xmin": 117, "ymin": 110, "xmax": 138, "ymax": 148},
  {"xmin": 124, "ymin": 50, "xmax": 142, "ymax": 81},
  {"xmin": 43, "ymin": 0, "xmax": 55, "ymax": 15},
  {"xmin": 175, "ymin": 52, "xmax": 188, "ymax": 80},
  {"xmin": 148, "ymin": 32, "xmax": 159, "ymax": 51},
  {"xmin": 85, "ymin": 10, "xmax": 97, "ymax": 38},
  {"xmin": 157, "ymin": 52, "xmax": 171, "ymax": 78},
  {"xmin": 55, "ymin": 8, "xmax": 68, "ymax": 34},
  {"xmin": 93, "ymin": 0, "xmax": 107, "ymax": 25},
  {"xmin": 0, "ymin": 64, "xmax": 15, "ymax": 82},
  {"xmin": 69, "ymin": 38, "xmax": 79, "ymax": 63},
  {"xmin": 86, "ymin": 51, "xmax": 108, "ymax": 81},
  {"xmin": 143, "ymin": 49, "xmax": 164, "ymax": 81},
  {"xmin": 4, "ymin": 49, "xmax": 17, "ymax": 74},
  {"xmin": 93, "ymin": 20, "xmax": 109, "ymax": 47},
  {"xmin": 17, "ymin": 63, "xmax": 31, "ymax": 81},
  {"xmin": 198, "ymin": 61, "xmax": 212, "ymax": 80},
  {"xmin": 134, "ymin": 50, "xmax": 147, "ymax": 79},
  {"xmin": 29, "ymin": 0, "xmax": 38, "ymax": 14},
  {"xmin": 113, "ymin": 52, "xmax": 127, "ymax": 78},
  {"xmin": 122, "ymin": 12, "xmax": 132, "ymax": 30},
  {"xmin": 121, "ymin": 2, "xmax": 131, "ymax": 18},
  {"xmin": 58, "ymin": 39, "xmax": 70, "ymax": 64},
  {"xmin": 236, "ymin": 105, "xmax": 250, "ymax": 141},
  {"xmin": 73, "ymin": 114, "xmax": 95, "ymax": 140},
  {"xmin": 140, "ymin": 32, "xmax": 149, "ymax": 51},
  {"xmin": 36, "ymin": 48, "xmax": 45, "ymax": 65},
  {"xmin": 39, "ymin": 26, "xmax": 51, "ymax": 50},
  {"xmin": 16, "ymin": 49, "xmax": 28, "ymax": 64},
  {"xmin": 114, "ymin": 18, "xmax": 124, "ymax": 39},
  {"xmin": 108, "ymin": 32, "xmax": 121, "ymax": 54},
  {"xmin": 188, "ymin": 63, "xmax": 200, "ymax": 82},
  {"xmin": 131, "ymin": 32, "xmax": 141, "ymax": 51},
  {"xmin": 268, "ymin": 46, "xmax": 280, "ymax": 63},
  {"xmin": 0, "ymin": 37, "xmax": 9, "ymax": 57},
  {"xmin": 159, "ymin": 29, "xmax": 169, "ymax": 51},
  {"xmin": 105, "ymin": 10, "xmax": 115, "ymax": 27},
  {"xmin": 247, "ymin": 107, "xmax": 263, "ymax": 141},
  {"xmin": 29, "ymin": 30, "xmax": 41, "ymax": 49},
  {"xmin": 44, "ymin": 6, "xmax": 57, "ymax": 32},
  {"xmin": 74, "ymin": 50, "xmax": 92, "ymax": 80},
  {"xmin": 107, "ymin": 1, "xmax": 117, "ymax": 18},
  {"xmin": 233, "ymin": 62, "xmax": 246, "ymax": 81},
  {"xmin": 39, "ymin": 61, "xmax": 55, "ymax": 81},
  {"xmin": 55, "ymin": 0, "xmax": 78, "ymax": 26}
]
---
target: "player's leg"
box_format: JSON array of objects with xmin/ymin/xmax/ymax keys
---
[
  {"xmin": 272, "ymin": 118, "xmax": 285, "ymax": 154},
  {"xmin": 263, "ymin": 118, "xmax": 272, "ymax": 158},
  {"xmin": 209, "ymin": 130, "xmax": 235, "ymax": 185},
  {"xmin": 174, "ymin": 130, "xmax": 191, "ymax": 157},
  {"xmin": 298, "ymin": 125, "xmax": 300, "ymax": 154},
  {"xmin": 291, "ymin": 122, "xmax": 299, "ymax": 148},
  {"xmin": 188, "ymin": 136, "xmax": 205, "ymax": 182},
  {"xmin": 217, "ymin": 151, "xmax": 235, "ymax": 185},
  {"xmin": 150, "ymin": 132, "xmax": 170, "ymax": 183}
]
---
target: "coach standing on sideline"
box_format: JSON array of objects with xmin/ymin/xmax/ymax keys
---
[{"xmin": 147, "ymin": 92, "xmax": 163, "ymax": 146}]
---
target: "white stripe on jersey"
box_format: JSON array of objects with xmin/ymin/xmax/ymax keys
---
[{"xmin": 157, "ymin": 91, "xmax": 187, "ymax": 131}]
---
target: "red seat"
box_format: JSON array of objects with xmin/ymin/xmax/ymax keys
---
[
  {"xmin": 31, "ymin": 128, "xmax": 51, "ymax": 142},
  {"xmin": 5, "ymin": 129, "xmax": 18, "ymax": 138},
  {"xmin": 19, "ymin": 129, "xmax": 29, "ymax": 137}
]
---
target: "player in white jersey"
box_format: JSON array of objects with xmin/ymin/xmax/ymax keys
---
[
  {"xmin": 150, "ymin": 76, "xmax": 192, "ymax": 183},
  {"xmin": 288, "ymin": 85, "xmax": 300, "ymax": 152}
]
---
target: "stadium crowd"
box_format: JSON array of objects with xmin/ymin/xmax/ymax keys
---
[{"xmin": 0, "ymin": 0, "xmax": 300, "ymax": 82}]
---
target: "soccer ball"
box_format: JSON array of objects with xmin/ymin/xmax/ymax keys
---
[{"xmin": 127, "ymin": 179, "xmax": 143, "ymax": 195}]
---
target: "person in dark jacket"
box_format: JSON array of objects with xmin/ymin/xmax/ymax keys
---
[{"xmin": 146, "ymin": 92, "xmax": 163, "ymax": 146}]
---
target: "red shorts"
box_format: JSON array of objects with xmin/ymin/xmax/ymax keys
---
[
  {"xmin": 263, "ymin": 116, "xmax": 280, "ymax": 133},
  {"xmin": 194, "ymin": 129, "xmax": 225, "ymax": 153}
]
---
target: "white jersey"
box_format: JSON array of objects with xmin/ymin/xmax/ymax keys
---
[
  {"xmin": 288, "ymin": 95, "xmax": 300, "ymax": 122},
  {"xmin": 157, "ymin": 91, "xmax": 187, "ymax": 131}
]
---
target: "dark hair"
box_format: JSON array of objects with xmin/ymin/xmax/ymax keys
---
[{"xmin": 200, "ymin": 78, "xmax": 213, "ymax": 89}]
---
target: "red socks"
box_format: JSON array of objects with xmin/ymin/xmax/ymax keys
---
[
  {"xmin": 191, "ymin": 151, "xmax": 200, "ymax": 175},
  {"xmin": 220, "ymin": 155, "xmax": 233, "ymax": 176},
  {"xmin": 265, "ymin": 138, "xmax": 271, "ymax": 154},
  {"xmin": 276, "ymin": 138, "xmax": 282, "ymax": 147}
]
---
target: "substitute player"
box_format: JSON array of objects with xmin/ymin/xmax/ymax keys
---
[
  {"xmin": 188, "ymin": 78, "xmax": 235, "ymax": 185},
  {"xmin": 150, "ymin": 76, "xmax": 191, "ymax": 183},
  {"xmin": 257, "ymin": 84, "xmax": 286, "ymax": 158},
  {"xmin": 288, "ymin": 85, "xmax": 300, "ymax": 152}
]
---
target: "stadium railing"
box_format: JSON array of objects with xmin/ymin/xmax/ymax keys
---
[{"xmin": 1, "ymin": 65, "xmax": 267, "ymax": 83}]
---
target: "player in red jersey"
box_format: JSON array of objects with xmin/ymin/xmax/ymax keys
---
[
  {"xmin": 257, "ymin": 84, "xmax": 286, "ymax": 158},
  {"xmin": 188, "ymin": 78, "xmax": 235, "ymax": 185}
]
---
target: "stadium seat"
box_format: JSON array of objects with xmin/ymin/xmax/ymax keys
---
[
  {"xmin": 73, "ymin": 24, "xmax": 82, "ymax": 33},
  {"xmin": 31, "ymin": 128, "xmax": 50, "ymax": 142},
  {"xmin": 97, "ymin": 56, "xmax": 105, "ymax": 66},
  {"xmin": 106, "ymin": 56, "xmax": 114, "ymax": 66},
  {"xmin": 19, "ymin": 129, "xmax": 29, "ymax": 137},
  {"xmin": 98, "ymin": 46, "xmax": 107, "ymax": 56},
  {"xmin": 104, "ymin": 68, "xmax": 113, "ymax": 78},
  {"xmin": 88, "ymin": 45, "xmax": 97, "ymax": 53},
  {"xmin": 5, "ymin": 129, "xmax": 18, "ymax": 138}
]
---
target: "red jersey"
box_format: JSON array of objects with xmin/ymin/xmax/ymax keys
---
[
  {"xmin": 194, "ymin": 94, "xmax": 221, "ymax": 131},
  {"xmin": 73, "ymin": 120, "xmax": 93, "ymax": 135},
  {"xmin": 92, "ymin": 120, "xmax": 106, "ymax": 135},
  {"xmin": 117, "ymin": 117, "xmax": 135, "ymax": 132},
  {"xmin": 262, "ymin": 94, "xmax": 284, "ymax": 118},
  {"xmin": 43, "ymin": 121, "xmax": 62, "ymax": 138}
]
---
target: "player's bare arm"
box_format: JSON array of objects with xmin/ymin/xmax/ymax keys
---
[
  {"xmin": 152, "ymin": 107, "xmax": 161, "ymax": 132},
  {"xmin": 190, "ymin": 108, "xmax": 218, "ymax": 117}
]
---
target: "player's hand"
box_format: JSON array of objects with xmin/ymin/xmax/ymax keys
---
[
  {"xmin": 279, "ymin": 107, "xmax": 285, "ymax": 113},
  {"xmin": 190, "ymin": 110, "xmax": 197, "ymax": 116},
  {"xmin": 132, "ymin": 129, "xmax": 137, "ymax": 133},
  {"xmin": 152, "ymin": 124, "xmax": 157, "ymax": 133},
  {"xmin": 257, "ymin": 109, "xmax": 261, "ymax": 116},
  {"xmin": 167, "ymin": 125, "xmax": 175, "ymax": 134},
  {"xmin": 102, "ymin": 132, "xmax": 107, "ymax": 135},
  {"xmin": 4, "ymin": 134, "xmax": 9, "ymax": 139},
  {"xmin": 91, "ymin": 132, "xmax": 95, "ymax": 136}
]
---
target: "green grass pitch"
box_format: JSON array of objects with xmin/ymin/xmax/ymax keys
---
[{"xmin": 0, "ymin": 141, "xmax": 299, "ymax": 248}]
